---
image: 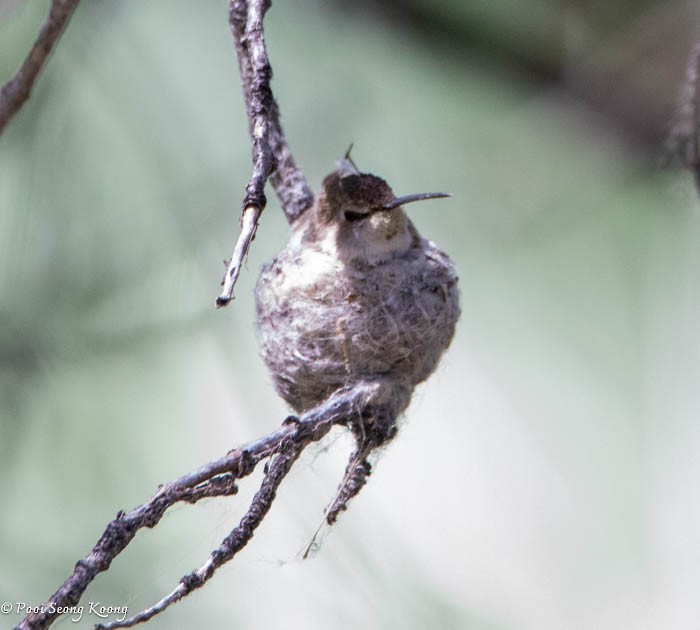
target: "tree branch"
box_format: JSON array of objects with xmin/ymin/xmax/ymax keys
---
[
  {"xmin": 15, "ymin": 386, "xmax": 366, "ymax": 630},
  {"xmin": 95, "ymin": 445, "xmax": 302, "ymax": 629},
  {"xmin": 217, "ymin": 0, "xmax": 314, "ymax": 307},
  {"xmin": 0, "ymin": 0, "xmax": 80, "ymax": 136},
  {"xmin": 326, "ymin": 444, "xmax": 374, "ymax": 526},
  {"xmin": 12, "ymin": 3, "xmax": 391, "ymax": 628}
]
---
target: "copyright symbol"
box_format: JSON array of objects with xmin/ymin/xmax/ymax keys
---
[{"xmin": 1, "ymin": 602, "xmax": 12, "ymax": 614}]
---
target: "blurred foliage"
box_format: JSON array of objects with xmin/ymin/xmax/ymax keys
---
[{"xmin": 1, "ymin": 0, "xmax": 700, "ymax": 629}]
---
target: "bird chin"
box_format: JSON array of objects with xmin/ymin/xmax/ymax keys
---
[{"xmin": 359, "ymin": 230, "xmax": 412, "ymax": 264}]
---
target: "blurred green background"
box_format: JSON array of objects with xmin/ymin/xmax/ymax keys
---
[{"xmin": 2, "ymin": 0, "xmax": 700, "ymax": 628}]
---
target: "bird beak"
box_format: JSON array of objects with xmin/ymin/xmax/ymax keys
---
[{"xmin": 380, "ymin": 192, "xmax": 452, "ymax": 211}]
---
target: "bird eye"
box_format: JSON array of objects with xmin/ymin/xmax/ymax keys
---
[{"xmin": 344, "ymin": 210, "xmax": 368, "ymax": 222}]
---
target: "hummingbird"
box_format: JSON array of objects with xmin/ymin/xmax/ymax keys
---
[{"xmin": 255, "ymin": 156, "xmax": 460, "ymax": 446}]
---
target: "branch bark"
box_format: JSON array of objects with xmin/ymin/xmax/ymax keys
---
[
  {"xmin": 0, "ymin": 0, "xmax": 80, "ymax": 136},
  {"xmin": 217, "ymin": 0, "xmax": 314, "ymax": 307},
  {"xmin": 95, "ymin": 445, "xmax": 302, "ymax": 629},
  {"xmin": 15, "ymin": 387, "xmax": 365, "ymax": 630}
]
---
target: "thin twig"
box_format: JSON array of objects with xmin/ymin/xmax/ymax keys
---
[
  {"xmin": 325, "ymin": 400, "xmax": 401, "ymax": 526},
  {"xmin": 326, "ymin": 446, "xmax": 374, "ymax": 526},
  {"xmin": 0, "ymin": 0, "xmax": 81, "ymax": 136},
  {"xmin": 230, "ymin": 0, "xmax": 314, "ymax": 222},
  {"xmin": 302, "ymin": 444, "xmax": 374, "ymax": 560},
  {"xmin": 216, "ymin": 204, "xmax": 262, "ymax": 307},
  {"xmin": 15, "ymin": 386, "xmax": 363, "ymax": 630},
  {"xmin": 96, "ymin": 445, "xmax": 302, "ymax": 629},
  {"xmin": 216, "ymin": 0, "xmax": 314, "ymax": 307}
]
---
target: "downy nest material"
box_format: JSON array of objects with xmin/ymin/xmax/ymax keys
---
[{"xmin": 255, "ymin": 233, "xmax": 460, "ymax": 421}]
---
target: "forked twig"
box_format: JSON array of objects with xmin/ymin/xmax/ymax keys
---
[
  {"xmin": 95, "ymin": 445, "xmax": 302, "ymax": 629},
  {"xmin": 15, "ymin": 387, "xmax": 366, "ymax": 630}
]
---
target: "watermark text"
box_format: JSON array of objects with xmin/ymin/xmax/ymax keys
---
[{"xmin": 1, "ymin": 601, "xmax": 128, "ymax": 623}]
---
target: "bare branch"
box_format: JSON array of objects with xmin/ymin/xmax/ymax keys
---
[
  {"xmin": 668, "ymin": 42, "xmax": 700, "ymax": 193},
  {"xmin": 326, "ymin": 447, "xmax": 374, "ymax": 526},
  {"xmin": 15, "ymin": 386, "xmax": 364, "ymax": 630},
  {"xmin": 96, "ymin": 446, "xmax": 302, "ymax": 629},
  {"xmin": 0, "ymin": 0, "xmax": 80, "ymax": 136},
  {"xmin": 216, "ymin": 204, "xmax": 262, "ymax": 308},
  {"xmin": 217, "ymin": 0, "xmax": 314, "ymax": 307},
  {"xmin": 229, "ymin": 0, "xmax": 314, "ymax": 222}
]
